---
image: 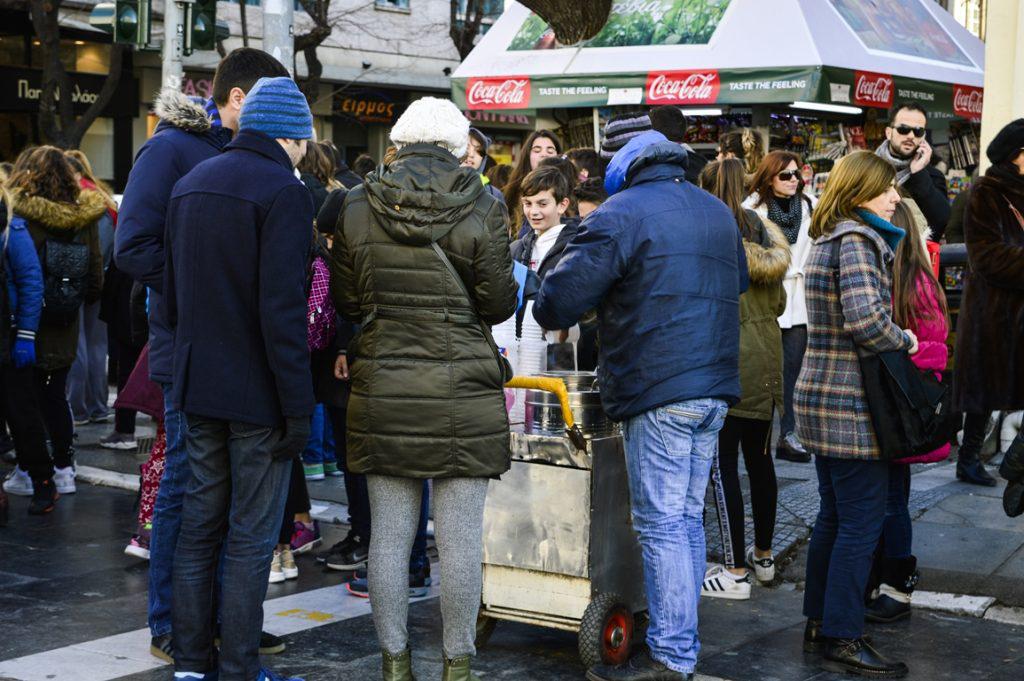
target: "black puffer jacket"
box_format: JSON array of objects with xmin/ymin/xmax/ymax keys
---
[{"xmin": 330, "ymin": 144, "xmax": 518, "ymax": 479}]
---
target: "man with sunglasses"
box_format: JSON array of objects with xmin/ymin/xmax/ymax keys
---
[{"xmin": 875, "ymin": 102, "xmax": 951, "ymax": 239}]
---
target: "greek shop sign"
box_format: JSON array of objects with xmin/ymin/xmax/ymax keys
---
[{"xmin": 1, "ymin": 67, "xmax": 137, "ymax": 116}]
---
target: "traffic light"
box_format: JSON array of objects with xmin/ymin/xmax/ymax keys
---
[
  {"xmin": 184, "ymin": 0, "xmax": 217, "ymax": 55},
  {"xmin": 113, "ymin": 0, "xmax": 151, "ymax": 46}
]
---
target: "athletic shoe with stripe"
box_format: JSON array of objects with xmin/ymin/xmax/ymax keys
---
[{"xmin": 701, "ymin": 565, "xmax": 751, "ymax": 600}]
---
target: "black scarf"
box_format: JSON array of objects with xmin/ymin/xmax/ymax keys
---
[{"xmin": 766, "ymin": 194, "xmax": 803, "ymax": 245}]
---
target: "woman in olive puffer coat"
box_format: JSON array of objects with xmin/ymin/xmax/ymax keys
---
[{"xmin": 330, "ymin": 97, "xmax": 517, "ymax": 681}]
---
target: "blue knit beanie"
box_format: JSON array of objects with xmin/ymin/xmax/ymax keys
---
[{"xmin": 239, "ymin": 77, "xmax": 312, "ymax": 140}]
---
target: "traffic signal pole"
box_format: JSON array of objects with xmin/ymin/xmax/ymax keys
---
[
  {"xmin": 162, "ymin": 0, "xmax": 184, "ymax": 89},
  {"xmin": 263, "ymin": 0, "xmax": 295, "ymax": 77}
]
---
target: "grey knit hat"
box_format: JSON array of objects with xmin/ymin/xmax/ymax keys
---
[{"xmin": 600, "ymin": 112, "xmax": 653, "ymax": 160}]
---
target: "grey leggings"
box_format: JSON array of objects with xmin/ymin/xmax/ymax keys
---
[{"xmin": 367, "ymin": 475, "xmax": 489, "ymax": 658}]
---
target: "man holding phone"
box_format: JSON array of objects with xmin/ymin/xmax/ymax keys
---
[{"xmin": 875, "ymin": 102, "xmax": 951, "ymax": 239}]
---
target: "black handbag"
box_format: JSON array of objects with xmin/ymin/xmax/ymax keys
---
[{"xmin": 858, "ymin": 349, "xmax": 959, "ymax": 460}]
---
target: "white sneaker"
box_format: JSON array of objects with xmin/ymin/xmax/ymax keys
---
[
  {"xmin": 702, "ymin": 565, "xmax": 752, "ymax": 600},
  {"xmin": 53, "ymin": 466, "xmax": 77, "ymax": 494},
  {"xmin": 746, "ymin": 546, "xmax": 776, "ymax": 584},
  {"xmin": 269, "ymin": 550, "xmax": 286, "ymax": 583},
  {"xmin": 2, "ymin": 467, "xmax": 33, "ymax": 496},
  {"xmin": 281, "ymin": 548, "xmax": 299, "ymax": 580}
]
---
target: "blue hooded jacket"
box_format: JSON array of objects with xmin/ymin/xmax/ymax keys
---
[
  {"xmin": 533, "ymin": 135, "xmax": 749, "ymax": 421},
  {"xmin": 3, "ymin": 215, "xmax": 44, "ymax": 343}
]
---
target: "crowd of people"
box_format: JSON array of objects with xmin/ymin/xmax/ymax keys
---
[{"xmin": 1, "ymin": 45, "xmax": 1023, "ymax": 681}]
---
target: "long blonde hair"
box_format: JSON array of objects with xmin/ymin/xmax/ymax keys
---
[{"xmin": 810, "ymin": 151, "xmax": 897, "ymax": 239}]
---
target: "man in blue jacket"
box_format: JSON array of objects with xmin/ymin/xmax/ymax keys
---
[
  {"xmin": 114, "ymin": 48, "xmax": 289, "ymax": 662},
  {"xmin": 534, "ymin": 131, "xmax": 749, "ymax": 681},
  {"xmin": 165, "ymin": 76, "xmax": 314, "ymax": 681}
]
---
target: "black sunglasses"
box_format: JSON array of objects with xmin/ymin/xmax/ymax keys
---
[
  {"xmin": 776, "ymin": 170, "xmax": 800, "ymax": 181},
  {"xmin": 894, "ymin": 125, "xmax": 926, "ymax": 138}
]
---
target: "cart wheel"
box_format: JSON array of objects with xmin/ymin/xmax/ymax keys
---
[
  {"xmin": 475, "ymin": 612, "xmax": 497, "ymax": 648},
  {"xmin": 578, "ymin": 593, "xmax": 633, "ymax": 668}
]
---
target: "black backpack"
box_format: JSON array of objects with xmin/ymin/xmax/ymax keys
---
[{"xmin": 40, "ymin": 235, "xmax": 89, "ymax": 327}]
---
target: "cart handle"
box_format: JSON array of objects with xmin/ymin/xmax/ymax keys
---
[{"xmin": 504, "ymin": 376, "xmax": 588, "ymax": 451}]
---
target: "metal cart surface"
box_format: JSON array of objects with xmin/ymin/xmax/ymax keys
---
[{"xmin": 476, "ymin": 377, "xmax": 647, "ymax": 668}]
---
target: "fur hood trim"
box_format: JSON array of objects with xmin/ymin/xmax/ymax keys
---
[
  {"xmin": 745, "ymin": 217, "xmax": 791, "ymax": 285},
  {"xmin": 12, "ymin": 188, "xmax": 108, "ymax": 231},
  {"xmin": 153, "ymin": 88, "xmax": 212, "ymax": 133}
]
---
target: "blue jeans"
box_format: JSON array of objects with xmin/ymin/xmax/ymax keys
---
[
  {"xmin": 173, "ymin": 416, "xmax": 292, "ymax": 681},
  {"xmin": 301, "ymin": 404, "xmax": 336, "ymax": 465},
  {"xmin": 68, "ymin": 302, "xmax": 109, "ymax": 420},
  {"xmin": 882, "ymin": 464, "xmax": 912, "ymax": 559},
  {"xmin": 803, "ymin": 456, "xmax": 888, "ymax": 639},
  {"xmin": 148, "ymin": 383, "xmax": 190, "ymax": 637},
  {"xmin": 623, "ymin": 398, "xmax": 727, "ymax": 674},
  {"xmin": 780, "ymin": 325, "xmax": 807, "ymax": 437}
]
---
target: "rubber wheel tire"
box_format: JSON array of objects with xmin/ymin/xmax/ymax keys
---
[
  {"xmin": 578, "ymin": 593, "xmax": 633, "ymax": 669},
  {"xmin": 475, "ymin": 612, "xmax": 497, "ymax": 648}
]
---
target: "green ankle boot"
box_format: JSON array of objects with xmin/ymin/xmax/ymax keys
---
[
  {"xmin": 382, "ymin": 648, "xmax": 415, "ymax": 681},
  {"xmin": 441, "ymin": 656, "xmax": 480, "ymax": 681}
]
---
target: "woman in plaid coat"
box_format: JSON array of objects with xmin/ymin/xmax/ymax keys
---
[{"xmin": 795, "ymin": 151, "xmax": 918, "ymax": 679}]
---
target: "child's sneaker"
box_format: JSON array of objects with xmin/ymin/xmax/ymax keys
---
[
  {"xmin": 324, "ymin": 461, "xmax": 343, "ymax": 477},
  {"xmin": 745, "ymin": 546, "xmax": 776, "ymax": 584},
  {"xmin": 701, "ymin": 565, "xmax": 752, "ymax": 600},
  {"xmin": 281, "ymin": 548, "xmax": 298, "ymax": 580},
  {"xmin": 125, "ymin": 528, "xmax": 151, "ymax": 560},
  {"xmin": 303, "ymin": 463, "xmax": 325, "ymax": 481},
  {"xmin": 53, "ymin": 466, "xmax": 77, "ymax": 494},
  {"xmin": 269, "ymin": 550, "xmax": 285, "ymax": 584},
  {"xmin": 290, "ymin": 520, "xmax": 321, "ymax": 554},
  {"xmin": 2, "ymin": 467, "xmax": 33, "ymax": 496}
]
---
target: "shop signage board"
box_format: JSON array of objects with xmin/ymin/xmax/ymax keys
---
[
  {"xmin": 333, "ymin": 88, "xmax": 408, "ymax": 125},
  {"xmin": 0, "ymin": 66, "xmax": 138, "ymax": 116}
]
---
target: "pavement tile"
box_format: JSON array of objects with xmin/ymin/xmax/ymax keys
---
[
  {"xmin": 917, "ymin": 492, "xmax": 1024, "ymax": 532},
  {"xmin": 911, "ymin": 522, "xmax": 1023, "ymax": 576}
]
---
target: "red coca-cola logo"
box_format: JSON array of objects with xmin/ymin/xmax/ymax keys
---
[
  {"xmin": 465, "ymin": 77, "xmax": 531, "ymax": 110},
  {"xmin": 645, "ymin": 70, "xmax": 720, "ymax": 105},
  {"xmin": 953, "ymin": 84, "xmax": 983, "ymax": 120},
  {"xmin": 853, "ymin": 70, "xmax": 894, "ymax": 109}
]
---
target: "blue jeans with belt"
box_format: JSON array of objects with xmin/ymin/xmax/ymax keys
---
[
  {"xmin": 623, "ymin": 397, "xmax": 728, "ymax": 674},
  {"xmin": 803, "ymin": 455, "xmax": 888, "ymax": 639}
]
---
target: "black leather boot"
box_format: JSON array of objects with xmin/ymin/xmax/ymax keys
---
[
  {"xmin": 999, "ymin": 433, "xmax": 1024, "ymax": 482},
  {"xmin": 866, "ymin": 557, "xmax": 918, "ymax": 623},
  {"xmin": 823, "ymin": 638, "xmax": 908, "ymax": 678},
  {"xmin": 957, "ymin": 420, "xmax": 997, "ymax": 487},
  {"xmin": 803, "ymin": 619, "xmax": 825, "ymax": 653}
]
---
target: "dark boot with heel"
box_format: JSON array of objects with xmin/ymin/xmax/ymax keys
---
[{"xmin": 957, "ymin": 422, "xmax": 997, "ymax": 487}]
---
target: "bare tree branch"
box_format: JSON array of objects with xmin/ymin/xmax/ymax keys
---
[
  {"xmin": 449, "ymin": 0, "xmax": 485, "ymax": 60},
  {"xmin": 238, "ymin": 0, "xmax": 250, "ymax": 47}
]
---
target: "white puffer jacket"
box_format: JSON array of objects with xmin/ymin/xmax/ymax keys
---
[{"xmin": 743, "ymin": 191, "xmax": 817, "ymax": 329}]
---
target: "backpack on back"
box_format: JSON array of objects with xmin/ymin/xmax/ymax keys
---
[{"xmin": 40, "ymin": 234, "xmax": 89, "ymax": 327}]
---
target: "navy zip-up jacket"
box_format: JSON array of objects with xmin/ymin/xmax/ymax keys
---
[
  {"xmin": 533, "ymin": 134, "xmax": 749, "ymax": 421},
  {"xmin": 114, "ymin": 90, "xmax": 233, "ymax": 385},
  {"xmin": 164, "ymin": 129, "xmax": 314, "ymax": 426}
]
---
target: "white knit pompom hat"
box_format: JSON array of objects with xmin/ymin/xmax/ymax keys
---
[{"xmin": 390, "ymin": 97, "xmax": 469, "ymax": 160}]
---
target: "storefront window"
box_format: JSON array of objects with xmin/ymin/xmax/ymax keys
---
[
  {"xmin": 28, "ymin": 40, "xmax": 110, "ymax": 74},
  {"xmin": 79, "ymin": 117, "xmax": 115, "ymax": 182}
]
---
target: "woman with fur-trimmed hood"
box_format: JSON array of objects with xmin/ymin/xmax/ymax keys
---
[
  {"xmin": 4, "ymin": 145, "xmax": 105, "ymax": 514},
  {"xmin": 699, "ymin": 158, "xmax": 791, "ymax": 599}
]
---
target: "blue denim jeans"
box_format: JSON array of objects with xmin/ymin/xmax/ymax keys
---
[
  {"xmin": 882, "ymin": 464, "xmax": 912, "ymax": 560},
  {"xmin": 148, "ymin": 383, "xmax": 189, "ymax": 637},
  {"xmin": 623, "ymin": 398, "xmax": 728, "ymax": 674},
  {"xmin": 173, "ymin": 416, "xmax": 292, "ymax": 681},
  {"xmin": 301, "ymin": 404, "xmax": 336, "ymax": 466},
  {"xmin": 803, "ymin": 456, "xmax": 888, "ymax": 639}
]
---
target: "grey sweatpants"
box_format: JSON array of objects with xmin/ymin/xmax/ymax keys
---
[{"xmin": 367, "ymin": 475, "xmax": 489, "ymax": 658}]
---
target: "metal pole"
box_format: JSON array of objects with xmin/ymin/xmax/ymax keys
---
[
  {"xmin": 162, "ymin": 0, "xmax": 184, "ymax": 90},
  {"xmin": 263, "ymin": 0, "xmax": 295, "ymax": 77}
]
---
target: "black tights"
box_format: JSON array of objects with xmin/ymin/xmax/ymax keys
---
[{"xmin": 711, "ymin": 414, "xmax": 778, "ymax": 569}]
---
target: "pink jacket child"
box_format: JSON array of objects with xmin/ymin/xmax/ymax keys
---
[{"xmin": 895, "ymin": 272, "xmax": 951, "ymax": 465}]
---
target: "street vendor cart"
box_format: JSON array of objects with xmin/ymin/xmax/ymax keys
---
[{"xmin": 476, "ymin": 374, "xmax": 647, "ymax": 668}]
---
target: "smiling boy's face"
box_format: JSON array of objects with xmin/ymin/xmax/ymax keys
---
[{"xmin": 522, "ymin": 188, "xmax": 569, "ymax": 234}]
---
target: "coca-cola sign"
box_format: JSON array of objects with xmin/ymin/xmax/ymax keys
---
[
  {"xmin": 853, "ymin": 70, "xmax": 894, "ymax": 109},
  {"xmin": 465, "ymin": 77, "xmax": 531, "ymax": 110},
  {"xmin": 952, "ymin": 84, "xmax": 983, "ymax": 121},
  {"xmin": 645, "ymin": 70, "xmax": 720, "ymax": 105}
]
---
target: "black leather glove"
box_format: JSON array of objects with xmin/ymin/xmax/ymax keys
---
[{"xmin": 272, "ymin": 416, "xmax": 312, "ymax": 461}]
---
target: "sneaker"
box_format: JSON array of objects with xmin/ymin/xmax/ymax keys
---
[
  {"xmin": 256, "ymin": 668, "xmax": 304, "ymax": 681},
  {"xmin": 345, "ymin": 563, "xmax": 432, "ymax": 599},
  {"xmin": 324, "ymin": 461, "xmax": 343, "ymax": 477},
  {"xmin": 53, "ymin": 466, "xmax": 77, "ymax": 494},
  {"xmin": 3, "ymin": 467, "xmax": 33, "ymax": 496},
  {"xmin": 586, "ymin": 649, "xmax": 691, "ymax": 681},
  {"xmin": 259, "ymin": 631, "xmax": 286, "ymax": 655},
  {"xmin": 281, "ymin": 548, "xmax": 298, "ymax": 580},
  {"xmin": 701, "ymin": 565, "xmax": 752, "ymax": 600},
  {"xmin": 89, "ymin": 411, "xmax": 113, "ymax": 424},
  {"xmin": 150, "ymin": 633, "xmax": 174, "ymax": 663},
  {"xmin": 745, "ymin": 546, "xmax": 776, "ymax": 584},
  {"xmin": 322, "ymin": 532, "xmax": 369, "ymax": 570},
  {"xmin": 125, "ymin": 532, "xmax": 151, "ymax": 561},
  {"xmin": 73, "ymin": 415, "xmax": 91, "ymax": 427},
  {"xmin": 303, "ymin": 463, "xmax": 325, "ymax": 481},
  {"xmin": 28, "ymin": 478, "xmax": 59, "ymax": 515},
  {"xmin": 290, "ymin": 520, "xmax": 321, "ymax": 554},
  {"xmin": 269, "ymin": 550, "xmax": 286, "ymax": 583},
  {"xmin": 99, "ymin": 431, "xmax": 138, "ymax": 450},
  {"xmin": 776, "ymin": 431, "xmax": 811, "ymax": 463}
]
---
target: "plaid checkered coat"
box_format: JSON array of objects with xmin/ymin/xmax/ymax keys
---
[{"xmin": 795, "ymin": 221, "xmax": 911, "ymax": 460}]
